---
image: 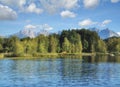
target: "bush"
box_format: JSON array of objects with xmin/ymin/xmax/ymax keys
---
[{"xmin": 0, "ymin": 53, "xmax": 4, "ymax": 58}]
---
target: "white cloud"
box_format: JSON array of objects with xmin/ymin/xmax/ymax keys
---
[
  {"xmin": 83, "ymin": 0, "xmax": 99, "ymax": 8},
  {"xmin": 0, "ymin": 4, "xmax": 17, "ymax": 20},
  {"xmin": 63, "ymin": 0, "xmax": 79, "ymax": 9},
  {"xmin": 0, "ymin": 0, "xmax": 43, "ymax": 14},
  {"xmin": 60, "ymin": 10, "xmax": 76, "ymax": 18},
  {"xmin": 42, "ymin": 24, "xmax": 53, "ymax": 31},
  {"xmin": 78, "ymin": 19, "xmax": 112, "ymax": 27},
  {"xmin": 0, "ymin": 0, "xmax": 79, "ymax": 15},
  {"xmin": 78, "ymin": 19, "xmax": 97, "ymax": 27},
  {"xmin": 111, "ymin": 0, "xmax": 120, "ymax": 3},
  {"xmin": 101, "ymin": 20, "xmax": 112, "ymax": 27},
  {"xmin": 39, "ymin": 0, "xmax": 79, "ymax": 14},
  {"xmin": 24, "ymin": 24, "xmax": 37, "ymax": 30},
  {"xmin": 26, "ymin": 3, "xmax": 43, "ymax": 14},
  {"xmin": 0, "ymin": 0, "xmax": 26, "ymax": 8},
  {"xmin": 24, "ymin": 24, "xmax": 53, "ymax": 31}
]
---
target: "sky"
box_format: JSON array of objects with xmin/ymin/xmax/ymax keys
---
[{"xmin": 0, "ymin": 0, "xmax": 120, "ymax": 36}]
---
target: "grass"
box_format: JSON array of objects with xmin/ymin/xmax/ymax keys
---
[
  {"xmin": 0, "ymin": 53, "xmax": 4, "ymax": 58},
  {"xmin": 0, "ymin": 52, "xmax": 96, "ymax": 59},
  {"xmin": 3, "ymin": 52, "xmax": 117, "ymax": 59}
]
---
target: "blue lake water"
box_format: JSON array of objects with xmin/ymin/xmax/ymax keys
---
[{"xmin": 0, "ymin": 56, "xmax": 120, "ymax": 87}]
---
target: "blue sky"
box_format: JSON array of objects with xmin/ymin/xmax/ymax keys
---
[{"xmin": 0, "ymin": 0, "xmax": 120, "ymax": 36}]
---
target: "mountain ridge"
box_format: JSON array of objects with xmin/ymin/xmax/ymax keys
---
[
  {"xmin": 6, "ymin": 28, "xmax": 120, "ymax": 39},
  {"xmin": 89, "ymin": 28, "xmax": 120, "ymax": 39}
]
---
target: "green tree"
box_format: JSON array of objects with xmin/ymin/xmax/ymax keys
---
[
  {"xmin": 37, "ymin": 35, "xmax": 48, "ymax": 53},
  {"xmin": 0, "ymin": 44, "xmax": 3, "ymax": 52},
  {"xmin": 13, "ymin": 41, "xmax": 24, "ymax": 56},
  {"xmin": 70, "ymin": 43, "xmax": 75, "ymax": 53},
  {"xmin": 76, "ymin": 29, "xmax": 100, "ymax": 52},
  {"xmin": 0, "ymin": 37, "xmax": 3, "ymax": 52},
  {"xmin": 2, "ymin": 36, "xmax": 19, "ymax": 53},
  {"xmin": 62, "ymin": 37, "xmax": 70, "ymax": 53},
  {"xmin": 95, "ymin": 40, "xmax": 106, "ymax": 53},
  {"xmin": 22, "ymin": 38, "xmax": 37, "ymax": 54},
  {"xmin": 106, "ymin": 38, "xmax": 120, "ymax": 53},
  {"xmin": 75, "ymin": 41, "xmax": 82, "ymax": 53},
  {"xmin": 48, "ymin": 36, "xmax": 58, "ymax": 53},
  {"xmin": 83, "ymin": 40, "xmax": 88, "ymax": 52}
]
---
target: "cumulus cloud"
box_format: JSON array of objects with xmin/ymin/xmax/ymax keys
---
[
  {"xmin": 78, "ymin": 19, "xmax": 112, "ymax": 27},
  {"xmin": 0, "ymin": 4, "xmax": 17, "ymax": 20},
  {"xmin": 24, "ymin": 24, "xmax": 53, "ymax": 31},
  {"xmin": 0, "ymin": 0, "xmax": 79, "ymax": 15},
  {"xmin": 39, "ymin": 0, "xmax": 79, "ymax": 14},
  {"xmin": 111, "ymin": 0, "xmax": 120, "ymax": 3},
  {"xmin": 0, "ymin": 0, "xmax": 43, "ymax": 14},
  {"xmin": 101, "ymin": 20, "xmax": 112, "ymax": 27},
  {"xmin": 0, "ymin": 0, "xmax": 26, "ymax": 8},
  {"xmin": 24, "ymin": 24, "xmax": 37, "ymax": 30},
  {"xmin": 26, "ymin": 3, "xmax": 43, "ymax": 14},
  {"xmin": 78, "ymin": 19, "xmax": 97, "ymax": 27},
  {"xmin": 83, "ymin": 0, "xmax": 99, "ymax": 8},
  {"xmin": 60, "ymin": 10, "xmax": 76, "ymax": 18},
  {"xmin": 63, "ymin": 0, "xmax": 79, "ymax": 9}
]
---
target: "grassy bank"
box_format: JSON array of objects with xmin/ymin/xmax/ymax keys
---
[
  {"xmin": 1, "ymin": 52, "xmax": 96, "ymax": 59},
  {"xmin": 2, "ymin": 52, "xmax": 119, "ymax": 59},
  {"xmin": 0, "ymin": 53, "xmax": 4, "ymax": 58}
]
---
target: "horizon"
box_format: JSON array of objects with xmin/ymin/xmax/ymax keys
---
[{"xmin": 0, "ymin": 0, "xmax": 120, "ymax": 36}]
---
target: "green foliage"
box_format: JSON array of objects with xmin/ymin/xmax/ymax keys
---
[
  {"xmin": 62, "ymin": 37, "xmax": 70, "ymax": 53},
  {"xmin": 0, "ymin": 37, "xmax": 3, "ymax": 52},
  {"xmin": 95, "ymin": 40, "xmax": 107, "ymax": 53},
  {"xmin": 76, "ymin": 29, "xmax": 100, "ymax": 52},
  {"xmin": 0, "ymin": 53, "xmax": 4, "ymax": 58},
  {"xmin": 13, "ymin": 41, "xmax": 24, "ymax": 56},
  {"xmin": 83, "ymin": 40, "xmax": 88, "ymax": 52},
  {"xmin": 37, "ymin": 35, "xmax": 48, "ymax": 53},
  {"xmin": 60, "ymin": 30, "xmax": 83, "ymax": 53},
  {"xmin": 2, "ymin": 28, "xmax": 119, "ymax": 57},
  {"xmin": 22, "ymin": 39, "xmax": 37, "ymax": 54},
  {"xmin": 2, "ymin": 36, "xmax": 19, "ymax": 53},
  {"xmin": 0, "ymin": 44, "xmax": 3, "ymax": 52},
  {"xmin": 48, "ymin": 35, "xmax": 58, "ymax": 53},
  {"xmin": 105, "ymin": 37, "xmax": 120, "ymax": 53},
  {"xmin": 75, "ymin": 41, "xmax": 82, "ymax": 53}
]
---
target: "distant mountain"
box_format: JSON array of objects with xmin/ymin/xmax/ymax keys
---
[
  {"xmin": 89, "ymin": 28, "xmax": 120, "ymax": 39},
  {"xmin": 117, "ymin": 32, "xmax": 120, "ymax": 36},
  {"xmin": 13, "ymin": 29, "xmax": 51, "ymax": 38},
  {"xmin": 37, "ymin": 29, "xmax": 49, "ymax": 36},
  {"xmin": 14, "ymin": 29, "xmax": 36, "ymax": 38},
  {"xmin": 98, "ymin": 28, "xmax": 119, "ymax": 39},
  {"xmin": 11, "ymin": 28, "xmax": 120, "ymax": 39}
]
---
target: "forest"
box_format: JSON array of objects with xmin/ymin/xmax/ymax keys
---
[{"xmin": 0, "ymin": 29, "xmax": 120, "ymax": 57}]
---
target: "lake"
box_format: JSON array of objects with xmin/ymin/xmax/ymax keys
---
[{"xmin": 0, "ymin": 56, "xmax": 120, "ymax": 87}]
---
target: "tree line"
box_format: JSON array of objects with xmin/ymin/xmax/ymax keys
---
[{"xmin": 0, "ymin": 29, "xmax": 119, "ymax": 57}]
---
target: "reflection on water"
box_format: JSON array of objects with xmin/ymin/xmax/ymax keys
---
[
  {"xmin": 83, "ymin": 55, "xmax": 120, "ymax": 63},
  {"xmin": 0, "ymin": 56, "xmax": 120, "ymax": 87}
]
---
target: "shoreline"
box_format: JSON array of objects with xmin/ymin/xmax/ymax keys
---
[
  {"xmin": 0, "ymin": 52, "xmax": 119, "ymax": 59},
  {"xmin": 0, "ymin": 53, "xmax": 95, "ymax": 59}
]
